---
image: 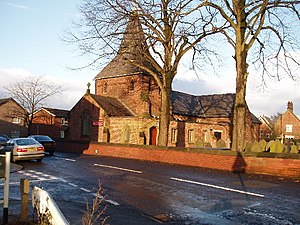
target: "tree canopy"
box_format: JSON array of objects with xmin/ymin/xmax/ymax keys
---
[{"xmin": 4, "ymin": 76, "xmax": 62, "ymax": 132}]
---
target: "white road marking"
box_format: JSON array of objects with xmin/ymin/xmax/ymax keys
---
[
  {"xmin": 54, "ymin": 156, "xmax": 76, "ymax": 162},
  {"xmin": 80, "ymin": 188, "xmax": 91, "ymax": 193},
  {"xmin": 171, "ymin": 177, "xmax": 265, "ymax": 198},
  {"xmin": 68, "ymin": 182, "xmax": 78, "ymax": 187},
  {"xmin": 94, "ymin": 164, "xmax": 143, "ymax": 174},
  {"xmin": 106, "ymin": 199, "xmax": 120, "ymax": 206}
]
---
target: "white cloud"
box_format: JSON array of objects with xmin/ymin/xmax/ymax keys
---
[
  {"xmin": 0, "ymin": 68, "xmax": 88, "ymax": 110},
  {"xmin": 0, "ymin": 2, "xmax": 29, "ymax": 10}
]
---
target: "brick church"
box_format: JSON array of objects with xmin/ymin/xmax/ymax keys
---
[{"xmin": 67, "ymin": 16, "xmax": 261, "ymax": 148}]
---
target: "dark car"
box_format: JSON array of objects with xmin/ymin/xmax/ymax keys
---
[
  {"xmin": 28, "ymin": 135, "xmax": 56, "ymax": 156},
  {"xmin": 0, "ymin": 136, "xmax": 8, "ymax": 146},
  {"xmin": 0, "ymin": 134, "xmax": 10, "ymax": 140}
]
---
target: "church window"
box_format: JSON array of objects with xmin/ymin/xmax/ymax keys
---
[
  {"xmin": 81, "ymin": 110, "xmax": 91, "ymax": 136},
  {"xmin": 171, "ymin": 128, "xmax": 178, "ymax": 143},
  {"xmin": 188, "ymin": 129, "xmax": 194, "ymax": 143},
  {"xmin": 103, "ymin": 82, "xmax": 108, "ymax": 94},
  {"xmin": 124, "ymin": 127, "xmax": 130, "ymax": 143},
  {"xmin": 129, "ymin": 79, "xmax": 134, "ymax": 91}
]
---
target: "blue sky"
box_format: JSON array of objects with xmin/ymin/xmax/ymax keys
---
[{"xmin": 0, "ymin": 0, "xmax": 299, "ymax": 117}]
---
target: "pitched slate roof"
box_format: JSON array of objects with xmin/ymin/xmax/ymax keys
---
[
  {"xmin": 90, "ymin": 95, "xmax": 134, "ymax": 117},
  {"xmin": 0, "ymin": 98, "xmax": 10, "ymax": 106},
  {"xmin": 171, "ymin": 91, "xmax": 261, "ymax": 123},
  {"xmin": 171, "ymin": 91, "xmax": 235, "ymax": 118},
  {"xmin": 95, "ymin": 15, "xmax": 159, "ymax": 80},
  {"xmin": 42, "ymin": 108, "xmax": 69, "ymax": 118}
]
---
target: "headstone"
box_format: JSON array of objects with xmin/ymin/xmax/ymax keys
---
[{"xmin": 270, "ymin": 140, "xmax": 284, "ymax": 153}]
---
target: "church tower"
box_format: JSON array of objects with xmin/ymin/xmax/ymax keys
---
[{"xmin": 94, "ymin": 15, "xmax": 160, "ymax": 117}]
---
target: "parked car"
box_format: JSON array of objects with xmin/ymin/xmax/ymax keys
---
[
  {"xmin": 2, "ymin": 138, "xmax": 45, "ymax": 163},
  {"xmin": 0, "ymin": 134, "xmax": 10, "ymax": 140},
  {"xmin": 0, "ymin": 136, "xmax": 8, "ymax": 146},
  {"xmin": 28, "ymin": 135, "xmax": 56, "ymax": 156}
]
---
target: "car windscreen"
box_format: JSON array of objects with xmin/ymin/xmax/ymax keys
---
[
  {"xmin": 0, "ymin": 137, "xmax": 7, "ymax": 142},
  {"xmin": 34, "ymin": 136, "xmax": 52, "ymax": 141},
  {"xmin": 16, "ymin": 139, "xmax": 39, "ymax": 146}
]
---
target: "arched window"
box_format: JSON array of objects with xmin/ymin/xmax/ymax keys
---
[
  {"xmin": 103, "ymin": 82, "xmax": 108, "ymax": 94},
  {"xmin": 81, "ymin": 110, "xmax": 91, "ymax": 136},
  {"xmin": 129, "ymin": 79, "xmax": 134, "ymax": 91},
  {"xmin": 124, "ymin": 126, "xmax": 130, "ymax": 143}
]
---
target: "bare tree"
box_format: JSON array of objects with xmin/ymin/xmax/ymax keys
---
[
  {"xmin": 199, "ymin": 0, "xmax": 300, "ymax": 151},
  {"xmin": 65, "ymin": 0, "xmax": 223, "ymax": 146},
  {"xmin": 4, "ymin": 76, "xmax": 62, "ymax": 134}
]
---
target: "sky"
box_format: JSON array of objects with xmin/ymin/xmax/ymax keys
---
[{"xmin": 0, "ymin": 0, "xmax": 300, "ymax": 118}]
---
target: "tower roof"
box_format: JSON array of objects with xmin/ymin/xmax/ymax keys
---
[{"xmin": 95, "ymin": 15, "xmax": 158, "ymax": 80}]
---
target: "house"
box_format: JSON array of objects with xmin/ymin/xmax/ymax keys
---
[
  {"xmin": 30, "ymin": 107, "xmax": 69, "ymax": 139},
  {"xmin": 0, "ymin": 98, "xmax": 27, "ymax": 138},
  {"xmin": 67, "ymin": 16, "xmax": 261, "ymax": 148},
  {"xmin": 274, "ymin": 101, "xmax": 300, "ymax": 140},
  {"xmin": 259, "ymin": 115, "xmax": 273, "ymax": 141}
]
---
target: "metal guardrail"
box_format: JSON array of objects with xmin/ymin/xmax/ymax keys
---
[{"xmin": 32, "ymin": 186, "xmax": 69, "ymax": 225}]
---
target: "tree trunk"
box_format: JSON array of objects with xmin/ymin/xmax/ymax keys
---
[
  {"xmin": 232, "ymin": 68, "xmax": 247, "ymax": 151},
  {"xmin": 232, "ymin": 0, "xmax": 248, "ymax": 151},
  {"xmin": 158, "ymin": 83, "xmax": 171, "ymax": 146}
]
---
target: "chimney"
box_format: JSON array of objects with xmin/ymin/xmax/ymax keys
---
[{"xmin": 287, "ymin": 101, "xmax": 293, "ymax": 112}]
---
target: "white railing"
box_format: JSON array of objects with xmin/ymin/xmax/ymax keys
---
[
  {"xmin": 0, "ymin": 152, "xmax": 11, "ymax": 224},
  {"xmin": 32, "ymin": 186, "xmax": 69, "ymax": 225}
]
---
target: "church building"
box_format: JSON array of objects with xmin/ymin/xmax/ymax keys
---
[{"xmin": 67, "ymin": 16, "xmax": 261, "ymax": 148}]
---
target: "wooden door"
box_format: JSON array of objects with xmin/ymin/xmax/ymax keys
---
[{"xmin": 149, "ymin": 126, "xmax": 157, "ymax": 145}]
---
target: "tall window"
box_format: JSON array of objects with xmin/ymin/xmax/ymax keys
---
[
  {"xmin": 103, "ymin": 82, "xmax": 108, "ymax": 94},
  {"xmin": 129, "ymin": 79, "xmax": 134, "ymax": 91},
  {"xmin": 286, "ymin": 124, "xmax": 293, "ymax": 133},
  {"xmin": 81, "ymin": 110, "xmax": 91, "ymax": 136},
  {"xmin": 188, "ymin": 129, "xmax": 194, "ymax": 143},
  {"xmin": 171, "ymin": 128, "xmax": 178, "ymax": 143},
  {"xmin": 124, "ymin": 127, "xmax": 130, "ymax": 143}
]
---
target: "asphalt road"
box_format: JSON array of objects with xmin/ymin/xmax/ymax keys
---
[{"xmin": 1, "ymin": 152, "xmax": 299, "ymax": 225}]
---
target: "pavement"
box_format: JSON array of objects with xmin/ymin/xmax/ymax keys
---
[{"xmin": 0, "ymin": 163, "xmax": 165, "ymax": 225}]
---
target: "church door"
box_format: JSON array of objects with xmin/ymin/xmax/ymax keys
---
[{"xmin": 149, "ymin": 126, "xmax": 157, "ymax": 145}]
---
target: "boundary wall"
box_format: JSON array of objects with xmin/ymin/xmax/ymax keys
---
[{"xmin": 57, "ymin": 140, "xmax": 300, "ymax": 179}]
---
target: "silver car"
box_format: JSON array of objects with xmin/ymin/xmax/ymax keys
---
[{"xmin": 4, "ymin": 138, "xmax": 45, "ymax": 163}]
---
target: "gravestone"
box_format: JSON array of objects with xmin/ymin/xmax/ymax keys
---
[{"xmin": 270, "ymin": 140, "xmax": 284, "ymax": 153}]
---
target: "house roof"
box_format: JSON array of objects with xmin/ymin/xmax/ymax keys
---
[
  {"xmin": 0, "ymin": 98, "xmax": 26, "ymax": 113},
  {"xmin": 171, "ymin": 91, "xmax": 261, "ymax": 123},
  {"xmin": 42, "ymin": 108, "xmax": 69, "ymax": 118},
  {"xmin": 94, "ymin": 15, "xmax": 159, "ymax": 80},
  {"xmin": 0, "ymin": 98, "xmax": 10, "ymax": 106},
  {"xmin": 90, "ymin": 95, "xmax": 134, "ymax": 117},
  {"xmin": 171, "ymin": 91, "xmax": 235, "ymax": 118}
]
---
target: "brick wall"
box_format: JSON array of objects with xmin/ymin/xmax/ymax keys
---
[
  {"xmin": 0, "ymin": 100, "xmax": 27, "ymax": 137},
  {"xmin": 275, "ymin": 110, "xmax": 300, "ymax": 139},
  {"xmin": 95, "ymin": 74, "xmax": 157, "ymax": 117},
  {"xmin": 57, "ymin": 142, "xmax": 300, "ymax": 179}
]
